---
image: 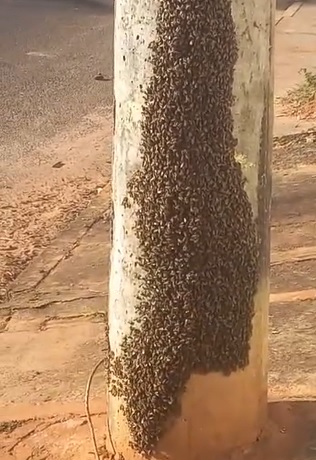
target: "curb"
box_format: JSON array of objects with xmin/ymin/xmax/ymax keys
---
[
  {"xmin": 4, "ymin": 184, "xmax": 111, "ymax": 304},
  {"xmin": 273, "ymin": 128, "xmax": 316, "ymax": 144},
  {"xmin": 275, "ymin": 1, "xmax": 303, "ymax": 26}
]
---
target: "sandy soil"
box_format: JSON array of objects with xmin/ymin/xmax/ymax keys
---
[
  {"xmin": 0, "ymin": 402, "xmax": 315, "ymax": 459},
  {"xmin": 0, "ymin": 112, "xmax": 112, "ymax": 302}
]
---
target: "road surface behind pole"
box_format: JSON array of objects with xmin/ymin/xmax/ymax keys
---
[{"xmin": 0, "ymin": 0, "xmax": 113, "ymax": 164}]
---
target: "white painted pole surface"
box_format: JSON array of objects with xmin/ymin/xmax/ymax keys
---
[{"xmin": 108, "ymin": 0, "xmax": 274, "ymax": 458}]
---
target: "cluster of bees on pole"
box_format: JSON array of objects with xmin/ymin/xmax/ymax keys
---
[{"xmin": 110, "ymin": 0, "xmax": 259, "ymax": 455}]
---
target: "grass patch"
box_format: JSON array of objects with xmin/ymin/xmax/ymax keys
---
[
  {"xmin": 0, "ymin": 420, "xmax": 25, "ymax": 434},
  {"xmin": 280, "ymin": 69, "xmax": 316, "ymax": 120}
]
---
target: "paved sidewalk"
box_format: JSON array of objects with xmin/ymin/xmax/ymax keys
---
[
  {"xmin": 274, "ymin": 0, "xmax": 316, "ymax": 135},
  {"xmin": 0, "ymin": 189, "xmax": 112, "ymax": 459},
  {"xmin": 0, "ymin": 188, "xmax": 111, "ymax": 405},
  {"xmin": 1, "ymin": 3, "xmax": 316, "ymax": 459},
  {"xmin": 2, "ymin": 152, "xmax": 316, "ymax": 458}
]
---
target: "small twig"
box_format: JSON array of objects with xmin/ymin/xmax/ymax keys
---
[{"xmin": 85, "ymin": 358, "xmax": 106, "ymax": 460}]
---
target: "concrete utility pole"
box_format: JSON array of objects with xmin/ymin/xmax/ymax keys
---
[{"xmin": 108, "ymin": 0, "xmax": 273, "ymax": 458}]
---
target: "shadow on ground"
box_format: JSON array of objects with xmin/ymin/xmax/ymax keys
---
[
  {"xmin": 57, "ymin": 0, "xmax": 113, "ymax": 13},
  {"xmin": 276, "ymin": 0, "xmax": 316, "ymax": 10},
  {"xmin": 276, "ymin": 0, "xmax": 293, "ymax": 10},
  {"xmin": 272, "ymin": 169, "xmax": 316, "ymax": 225},
  {"xmin": 0, "ymin": 401, "xmax": 315, "ymax": 460},
  {"xmin": 12, "ymin": 0, "xmax": 113, "ymax": 14},
  {"xmin": 272, "ymin": 135, "xmax": 316, "ymax": 227},
  {"xmin": 241, "ymin": 401, "xmax": 316, "ymax": 460}
]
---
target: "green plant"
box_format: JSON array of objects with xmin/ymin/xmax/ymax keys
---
[{"xmin": 281, "ymin": 68, "xmax": 316, "ymax": 118}]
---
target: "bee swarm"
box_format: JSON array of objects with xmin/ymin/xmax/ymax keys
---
[{"xmin": 110, "ymin": 0, "xmax": 259, "ymax": 455}]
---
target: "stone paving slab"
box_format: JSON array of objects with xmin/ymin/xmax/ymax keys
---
[
  {"xmin": 269, "ymin": 299, "xmax": 316, "ymax": 400},
  {"xmin": 7, "ymin": 185, "xmax": 111, "ymax": 296}
]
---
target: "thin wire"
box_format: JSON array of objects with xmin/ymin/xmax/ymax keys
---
[
  {"xmin": 85, "ymin": 358, "xmax": 106, "ymax": 460},
  {"xmin": 84, "ymin": 204, "xmax": 116, "ymax": 459}
]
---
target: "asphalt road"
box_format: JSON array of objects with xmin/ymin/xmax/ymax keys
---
[{"xmin": 0, "ymin": 0, "xmax": 113, "ymax": 164}]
